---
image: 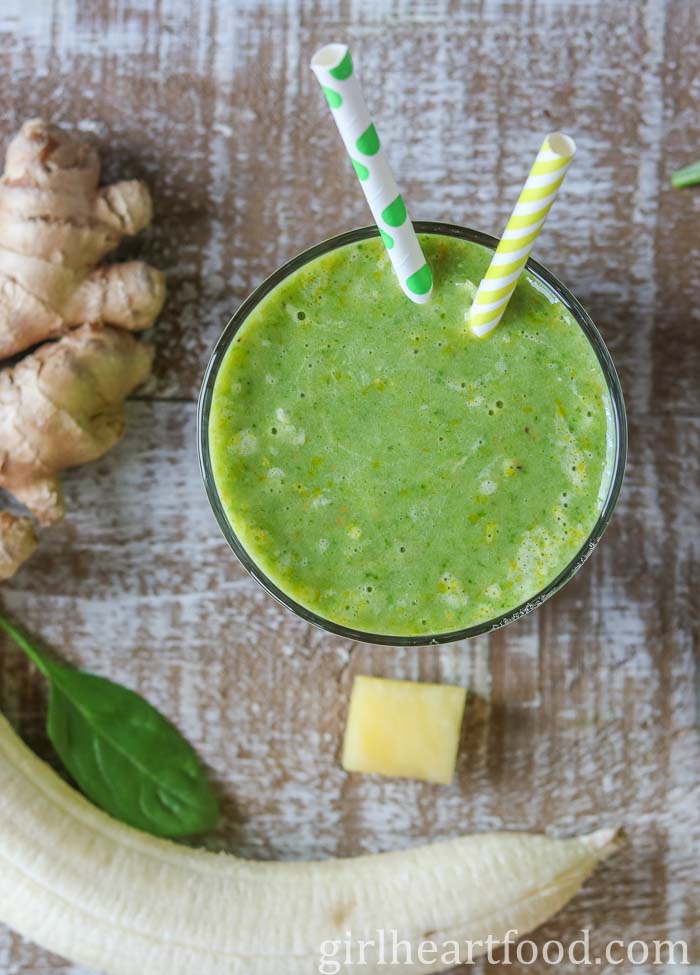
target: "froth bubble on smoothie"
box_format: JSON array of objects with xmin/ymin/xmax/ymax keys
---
[{"xmin": 209, "ymin": 234, "xmax": 614, "ymax": 637}]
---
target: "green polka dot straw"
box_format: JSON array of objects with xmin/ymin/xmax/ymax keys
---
[{"xmin": 310, "ymin": 43, "xmax": 433, "ymax": 304}]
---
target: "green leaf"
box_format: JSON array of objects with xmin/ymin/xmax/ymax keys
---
[
  {"xmin": 381, "ymin": 194, "xmax": 407, "ymax": 228},
  {"xmin": 356, "ymin": 123, "xmax": 380, "ymax": 157},
  {"xmin": 351, "ymin": 157, "xmax": 369, "ymax": 181},
  {"xmin": 329, "ymin": 49, "xmax": 353, "ymax": 81},
  {"xmin": 0, "ymin": 613, "xmax": 219, "ymax": 838},
  {"xmin": 406, "ymin": 262, "xmax": 433, "ymax": 296},
  {"xmin": 670, "ymin": 160, "xmax": 700, "ymax": 189},
  {"xmin": 322, "ymin": 85, "xmax": 342, "ymax": 109}
]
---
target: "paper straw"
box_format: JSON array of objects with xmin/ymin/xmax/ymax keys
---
[
  {"xmin": 469, "ymin": 133, "xmax": 576, "ymax": 337},
  {"xmin": 310, "ymin": 44, "xmax": 432, "ymax": 304}
]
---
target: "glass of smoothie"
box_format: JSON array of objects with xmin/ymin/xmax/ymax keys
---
[{"xmin": 198, "ymin": 223, "xmax": 626, "ymax": 646}]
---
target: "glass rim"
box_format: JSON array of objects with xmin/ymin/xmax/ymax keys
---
[{"xmin": 198, "ymin": 221, "xmax": 627, "ymax": 647}]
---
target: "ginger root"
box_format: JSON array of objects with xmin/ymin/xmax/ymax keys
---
[
  {"xmin": 0, "ymin": 513, "xmax": 37, "ymax": 581},
  {"xmin": 0, "ymin": 120, "xmax": 163, "ymax": 579},
  {"xmin": 0, "ymin": 119, "xmax": 165, "ymax": 358},
  {"xmin": 0, "ymin": 324, "xmax": 153, "ymax": 527}
]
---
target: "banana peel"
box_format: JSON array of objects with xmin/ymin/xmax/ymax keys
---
[{"xmin": 0, "ymin": 712, "xmax": 624, "ymax": 974}]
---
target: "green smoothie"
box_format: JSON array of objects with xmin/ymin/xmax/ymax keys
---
[{"xmin": 208, "ymin": 233, "xmax": 614, "ymax": 637}]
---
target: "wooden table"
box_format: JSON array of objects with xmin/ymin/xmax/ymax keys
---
[{"xmin": 1, "ymin": 1, "xmax": 698, "ymax": 972}]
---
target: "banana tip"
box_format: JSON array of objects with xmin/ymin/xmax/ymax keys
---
[{"xmin": 584, "ymin": 826, "xmax": 627, "ymax": 859}]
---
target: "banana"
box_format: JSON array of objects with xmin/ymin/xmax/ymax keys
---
[{"xmin": 0, "ymin": 712, "xmax": 623, "ymax": 974}]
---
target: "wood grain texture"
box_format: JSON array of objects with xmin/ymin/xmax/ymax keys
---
[{"xmin": 0, "ymin": 0, "xmax": 698, "ymax": 973}]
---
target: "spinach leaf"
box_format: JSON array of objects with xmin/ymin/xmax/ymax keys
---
[
  {"xmin": 0, "ymin": 612, "xmax": 219, "ymax": 838},
  {"xmin": 671, "ymin": 159, "xmax": 700, "ymax": 189}
]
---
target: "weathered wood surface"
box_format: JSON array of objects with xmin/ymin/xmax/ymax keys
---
[{"xmin": 0, "ymin": 0, "xmax": 698, "ymax": 973}]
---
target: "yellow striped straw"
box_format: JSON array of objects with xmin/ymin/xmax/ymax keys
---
[{"xmin": 469, "ymin": 132, "xmax": 576, "ymax": 337}]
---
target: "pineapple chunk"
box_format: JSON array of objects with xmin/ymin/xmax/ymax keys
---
[{"xmin": 342, "ymin": 675, "xmax": 467, "ymax": 785}]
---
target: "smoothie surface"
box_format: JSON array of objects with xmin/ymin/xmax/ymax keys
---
[{"xmin": 209, "ymin": 234, "xmax": 614, "ymax": 636}]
